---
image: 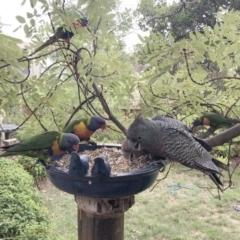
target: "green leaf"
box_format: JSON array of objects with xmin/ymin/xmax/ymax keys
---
[
  {"xmin": 30, "ymin": 0, "xmax": 37, "ymax": 8},
  {"xmin": 204, "ymin": 26, "xmax": 211, "ymax": 37},
  {"xmin": 137, "ymin": 34, "xmax": 145, "ymax": 43},
  {"xmin": 16, "ymin": 16, "xmax": 26, "ymax": 23},
  {"xmin": 30, "ymin": 19, "xmax": 35, "ymax": 26},
  {"xmin": 23, "ymin": 24, "xmax": 29, "ymax": 35},
  {"xmin": 208, "ymin": 51, "xmax": 216, "ymax": 62},
  {"xmin": 27, "ymin": 12, "xmax": 33, "ymax": 18},
  {"xmin": 21, "ymin": 0, "xmax": 26, "ymax": 6},
  {"xmin": 189, "ymin": 32, "xmax": 196, "ymax": 41}
]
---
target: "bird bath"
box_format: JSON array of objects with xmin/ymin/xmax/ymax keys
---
[{"xmin": 47, "ymin": 144, "xmax": 163, "ymax": 240}]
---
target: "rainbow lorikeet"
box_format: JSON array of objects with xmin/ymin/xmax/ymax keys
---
[
  {"xmin": 126, "ymin": 115, "xmax": 226, "ymax": 191},
  {"xmin": 192, "ymin": 112, "xmax": 240, "ymax": 132},
  {"xmin": 29, "ymin": 18, "xmax": 88, "ymax": 56},
  {"xmin": 62, "ymin": 116, "xmax": 107, "ymax": 145},
  {"xmin": 0, "ymin": 131, "xmax": 79, "ymax": 165}
]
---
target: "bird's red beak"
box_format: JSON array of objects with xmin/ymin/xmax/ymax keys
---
[
  {"xmin": 101, "ymin": 124, "xmax": 107, "ymax": 130},
  {"xmin": 72, "ymin": 144, "xmax": 79, "ymax": 151}
]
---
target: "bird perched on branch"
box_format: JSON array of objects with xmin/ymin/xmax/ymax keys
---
[
  {"xmin": 126, "ymin": 115, "xmax": 225, "ymax": 191},
  {"xmin": 29, "ymin": 18, "xmax": 88, "ymax": 56},
  {"xmin": 192, "ymin": 112, "xmax": 240, "ymax": 132},
  {"xmin": 63, "ymin": 116, "xmax": 107, "ymax": 145},
  {"xmin": 0, "ymin": 131, "xmax": 79, "ymax": 165}
]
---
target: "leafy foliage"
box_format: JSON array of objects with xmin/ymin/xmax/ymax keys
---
[
  {"xmin": 134, "ymin": 10, "xmax": 240, "ymax": 131},
  {"xmin": 135, "ymin": 0, "xmax": 240, "ymax": 38},
  {"xmin": 0, "ymin": 159, "xmax": 52, "ymax": 239},
  {"xmin": 18, "ymin": 156, "xmax": 47, "ymax": 180},
  {"xmin": 0, "ymin": 0, "xmax": 137, "ymax": 142}
]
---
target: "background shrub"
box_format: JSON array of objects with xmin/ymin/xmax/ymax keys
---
[
  {"xmin": 0, "ymin": 159, "xmax": 53, "ymax": 240},
  {"xmin": 17, "ymin": 156, "xmax": 47, "ymax": 181}
]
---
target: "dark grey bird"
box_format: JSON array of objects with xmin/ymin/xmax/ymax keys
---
[
  {"xmin": 126, "ymin": 116, "xmax": 224, "ymax": 191},
  {"xmin": 68, "ymin": 152, "xmax": 89, "ymax": 176},
  {"xmin": 91, "ymin": 156, "xmax": 111, "ymax": 177}
]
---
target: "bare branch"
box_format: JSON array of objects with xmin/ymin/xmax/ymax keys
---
[
  {"xmin": 92, "ymin": 82, "xmax": 127, "ymax": 135},
  {"xmin": 205, "ymin": 124, "xmax": 240, "ymax": 147},
  {"xmin": 20, "ymin": 85, "xmax": 48, "ymax": 132}
]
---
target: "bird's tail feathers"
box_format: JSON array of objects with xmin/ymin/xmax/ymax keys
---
[
  {"xmin": 195, "ymin": 161, "xmax": 222, "ymax": 176},
  {"xmin": 212, "ymin": 158, "xmax": 229, "ymax": 171},
  {"xmin": 29, "ymin": 37, "xmax": 56, "ymax": 56},
  {"xmin": 228, "ymin": 118, "xmax": 240, "ymax": 125},
  {"xmin": 208, "ymin": 172, "xmax": 223, "ymax": 192}
]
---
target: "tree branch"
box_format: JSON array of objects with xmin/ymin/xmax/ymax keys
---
[
  {"xmin": 205, "ymin": 124, "xmax": 240, "ymax": 147},
  {"xmin": 92, "ymin": 82, "xmax": 127, "ymax": 135}
]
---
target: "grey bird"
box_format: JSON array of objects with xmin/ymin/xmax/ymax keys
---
[
  {"xmin": 126, "ymin": 116, "xmax": 224, "ymax": 191},
  {"xmin": 91, "ymin": 156, "xmax": 111, "ymax": 178},
  {"xmin": 68, "ymin": 152, "xmax": 90, "ymax": 176},
  {"xmin": 151, "ymin": 114, "xmax": 228, "ymax": 171}
]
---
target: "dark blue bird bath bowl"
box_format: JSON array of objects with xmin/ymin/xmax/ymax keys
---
[{"xmin": 47, "ymin": 144, "xmax": 163, "ymax": 240}]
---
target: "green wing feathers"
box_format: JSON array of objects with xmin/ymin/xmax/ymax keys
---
[
  {"xmin": 1, "ymin": 131, "xmax": 60, "ymax": 153},
  {"xmin": 63, "ymin": 118, "xmax": 89, "ymax": 133},
  {"xmin": 63, "ymin": 120, "xmax": 80, "ymax": 133}
]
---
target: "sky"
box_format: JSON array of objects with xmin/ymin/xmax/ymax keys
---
[{"xmin": 0, "ymin": 0, "xmax": 149, "ymax": 51}]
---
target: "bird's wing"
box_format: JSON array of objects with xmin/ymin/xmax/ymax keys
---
[
  {"xmin": 62, "ymin": 120, "xmax": 81, "ymax": 133},
  {"xmin": 160, "ymin": 127, "xmax": 220, "ymax": 174},
  {"xmin": 4, "ymin": 131, "xmax": 60, "ymax": 152},
  {"xmin": 192, "ymin": 136, "xmax": 212, "ymax": 152}
]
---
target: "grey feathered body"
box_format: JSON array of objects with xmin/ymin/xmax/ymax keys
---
[
  {"xmin": 126, "ymin": 117, "xmax": 223, "ymax": 189},
  {"xmin": 152, "ymin": 115, "xmax": 192, "ymax": 133},
  {"xmin": 151, "ymin": 115, "xmax": 229, "ymax": 171}
]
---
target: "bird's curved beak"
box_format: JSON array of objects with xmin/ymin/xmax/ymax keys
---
[
  {"xmin": 72, "ymin": 144, "xmax": 79, "ymax": 152},
  {"xmin": 101, "ymin": 124, "xmax": 107, "ymax": 130},
  {"xmin": 127, "ymin": 139, "xmax": 139, "ymax": 150}
]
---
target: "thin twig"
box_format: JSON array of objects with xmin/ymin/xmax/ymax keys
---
[{"xmin": 150, "ymin": 163, "xmax": 172, "ymax": 191}]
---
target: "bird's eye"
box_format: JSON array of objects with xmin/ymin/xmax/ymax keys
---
[{"xmin": 138, "ymin": 137, "xmax": 141, "ymax": 140}]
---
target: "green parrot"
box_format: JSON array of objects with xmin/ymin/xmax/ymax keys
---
[
  {"xmin": 63, "ymin": 116, "xmax": 107, "ymax": 145},
  {"xmin": 0, "ymin": 131, "xmax": 80, "ymax": 165},
  {"xmin": 192, "ymin": 112, "xmax": 240, "ymax": 132},
  {"xmin": 29, "ymin": 18, "xmax": 88, "ymax": 56}
]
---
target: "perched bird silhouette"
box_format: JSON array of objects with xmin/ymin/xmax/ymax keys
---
[
  {"xmin": 63, "ymin": 116, "xmax": 107, "ymax": 145},
  {"xmin": 192, "ymin": 112, "xmax": 240, "ymax": 132},
  {"xmin": 68, "ymin": 152, "xmax": 89, "ymax": 176},
  {"xmin": 126, "ymin": 115, "xmax": 224, "ymax": 191},
  {"xmin": 91, "ymin": 156, "xmax": 111, "ymax": 177},
  {"xmin": 29, "ymin": 18, "xmax": 88, "ymax": 56},
  {"xmin": 0, "ymin": 131, "xmax": 79, "ymax": 165}
]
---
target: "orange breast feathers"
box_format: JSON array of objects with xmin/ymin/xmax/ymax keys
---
[
  {"xmin": 73, "ymin": 122, "xmax": 94, "ymax": 140},
  {"xmin": 51, "ymin": 140, "xmax": 67, "ymax": 155}
]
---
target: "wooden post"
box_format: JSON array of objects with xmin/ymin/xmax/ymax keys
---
[{"xmin": 75, "ymin": 195, "xmax": 135, "ymax": 240}]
